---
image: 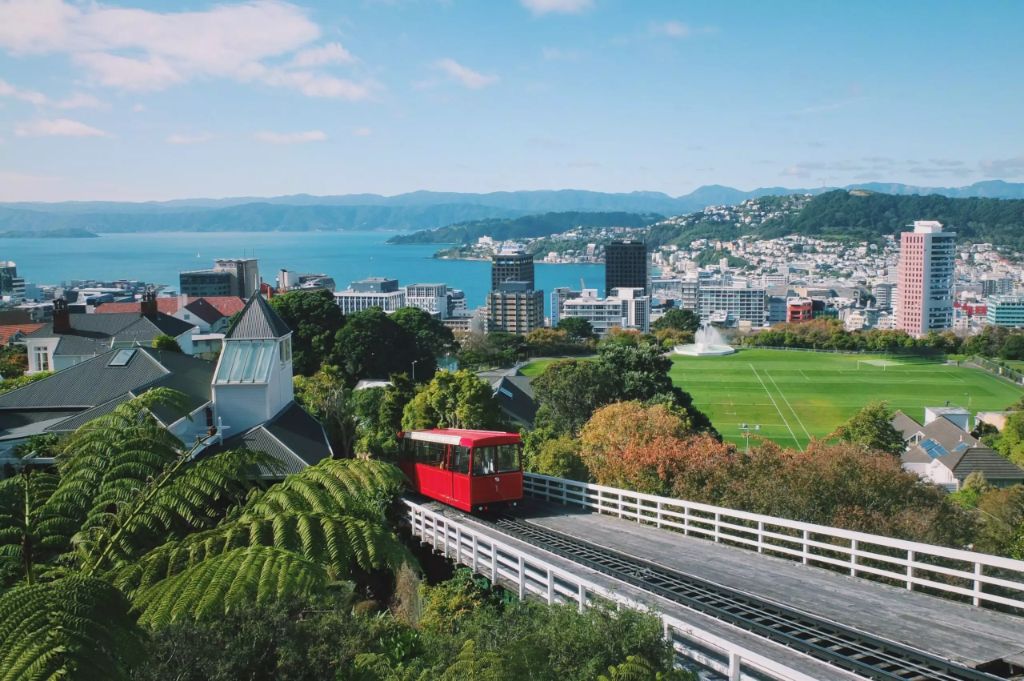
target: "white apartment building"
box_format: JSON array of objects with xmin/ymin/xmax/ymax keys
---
[
  {"xmin": 405, "ymin": 283, "xmax": 449, "ymax": 318},
  {"xmin": 333, "ymin": 289, "xmax": 406, "ymax": 315},
  {"xmin": 560, "ymin": 287, "xmax": 650, "ymax": 336},
  {"xmin": 697, "ymin": 285, "xmax": 767, "ymax": 325}
]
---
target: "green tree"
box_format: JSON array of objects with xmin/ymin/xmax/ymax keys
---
[
  {"xmin": 392, "ymin": 307, "xmax": 456, "ymax": 382},
  {"xmin": 1000, "ymin": 334, "xmax": 1024, "ymax": 361},
  {"xmin": 556, "ymin": 317, "xmax": 596, "ymax": 342},
  {"xmin": 401, "ymin": 370, "xmax": 503, "ymax": 431},
  {"xmin": 651, "ymin": 308, "xmax": 700, "ymax": 334},
  {"xmin": 270, "ymin": 289, "xmax": 346, "ymax": 376},
  {"xmin": 456, "ymin": 332, "xmax": 527, "ymax": 370},
  {"xmin": 832, "ymin": 401, "xmax": 906, "ymax": 455},
  {"xmin": 0, "ymin": 389, "xmax": 411, "ymax": 680},
  {"xmin": 527, "ymin": 435, "xmax": 588, "ymax": 480},
  {"xmin": 294, "ymin": 365, "xmax": 356, "ymax": 457},
  {"xmin": 151, "ymin": 334, "xmax": 182, "ymax": 352},
  {"xmin": 532, "ymin": 359, "xmax": 618, "ymax": 436},
  {"xmin": 598, "ymin": 656, "xmax": 696, "ymax": 681},
  {"xmin": 335, "ymin": 308, "xmax": 416, "ymax": 383}
]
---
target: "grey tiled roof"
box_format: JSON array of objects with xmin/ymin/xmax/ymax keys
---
[
  {"xmin": 226, "ymin": 294, "xmax": 291, "ymax": 340},
  {"xmin": 217, "ymin": 401, "xmax": 331, "ymax": 477},
  {"xmin": 952, "ymin": 448, "xmax": 1024, "ymax": 482},
  {"xmin": 494, "ymin": 375, "xmax": 537, "ymax": 425},
  {"xmin": 183, "ymin": 298, "xmax": 226, "ymax": 325},
  {"xmin": 891, "ymin": 411, "xmax": 922, "ymax": 441},
  {"xmin": 28, "ymin": 312, "xmax": 195, "ymax": 357},
  {"xmin": 0, "ymin": 348, "xmax": 216, "ymax": 439}
]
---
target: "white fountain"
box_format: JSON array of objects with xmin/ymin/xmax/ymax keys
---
[{"xmin": 674, "ymin": 323, "xmax": 736, "ymax": 357}]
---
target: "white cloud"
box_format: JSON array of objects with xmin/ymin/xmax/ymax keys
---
[
  {"xmin": 261, "ymin": 68, "xmax": 372, "ymax": 100},
  {"xmin": 650, "ymin": 20, "xmax": 716, "ymax": 39},
  {"xmin": 166, "ymin": 132, "xmax": 214, "ymax": 145},
  {"xmin": 131, "ymin": 103, "xmax": 146, "ymax": 112},
  {"xmin": 254, "ymin": 129, "xmax": 327, "ymax": 144},
  {"xmin": 980, "ymin": 155, "xmax": 1024, "ymax": 178},
  {"xmin": 55, "ymin": 92, "xmax": 105, "ymax": 109},
  {"xmin": 290, "ymin": 42, "xmax": 356, "ymax": 68},
  {"xmin": 521, "ymin": 0, "xmax": 593, "ymax": 15},
  {"xmin": 15, "ymin": 117, "xmax": 109, "ymax": 137},
  {"xmin": 0, "ymin": 1, "xmax": 373, "ymax": 100},
  {"xmin": 0, "ymin": 79, "xmax": 48, "ymax": 105},
  {"xmin": 352, "ymin": 127, "xmax": 372, "ymax": 137},
  {"xmin": 434, "ymin": 58, "xmax": 498, "ymax": 89}
]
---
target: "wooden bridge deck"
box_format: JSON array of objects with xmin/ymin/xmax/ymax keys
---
[{"xmin": 517, "ymin": 499, "xmax": 1024, "ymax": 671}]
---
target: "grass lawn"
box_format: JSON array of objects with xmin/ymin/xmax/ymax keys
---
[{"xmin": 669, "ymin": 349, "xmax": 1024, "ymax": 450}]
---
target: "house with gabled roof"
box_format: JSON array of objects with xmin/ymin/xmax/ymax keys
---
[
  {"xmin": 893, "ymin": 409, "xmax": 1024, "ymax": 491},
  {"xmin": 0, "ymin": 292, "xmax": 332, "ymax": 478},
  {"xmin": 24, "ymin": 292, "xmax": 197, "ymax": 374}
]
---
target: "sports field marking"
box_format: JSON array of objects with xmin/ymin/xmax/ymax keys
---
[
  {"xmin": 798, "ymin": 369, "xmax": 812, "ymax": 382},
  {"xmin": 748, "ymin": 363, "xmax": 803, "ymax": 451},
  {"xmin": 766, "ymin": 370, "xmax": 814, "ymax": 443}
]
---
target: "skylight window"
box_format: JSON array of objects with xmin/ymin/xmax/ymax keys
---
[
  {"xmin": 214, "ymin": 340, "xmax": 276, "ymax": 384},
  {"xmin": 108, "ymin": 348, "xmax": 137, "ymax": 367}
]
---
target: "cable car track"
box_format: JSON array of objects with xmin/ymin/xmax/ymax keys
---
[{"xmin": 485, "ymin": 515, "xmax": 1007, "ymax": 681}]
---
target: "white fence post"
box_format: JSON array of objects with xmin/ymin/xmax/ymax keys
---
[
  {"xmin": 656, "ymin": 501, "xmax": 663, "ymax": 529},
  {"xmin": 491, "ymin": 543, "xmax": 498, "ymax": 583},
  {"xmin": 850, "ymin": 539, "xmax": 858, "ymax": 577},
  {"xmin": 471, "ymin": 535, "xmax": 478, "ymax": 574},
  {"xmin": 546, "ymin": 569, "xmax": 554, "ymax": 604},
  {"xmin": 728, "ymin": 651, "xmax": 742, "ymax": 681},
  {"xmin": 757, "ymin": 520, "xmax": 764, "ymax": 553},
  {"xmin": 578, "ymin": 583, "xmax": 586, "ymax": 613},
  {"xmin": 974, "ymin": 562, "xmax": 983, "ymax": 606},
  {"xmin": 714, "ymin": 512, "xmax": 721, "ymax": 543},
  {"xmin": 518, "ymin": 555, "xmax": 526, "ymax": 599},
  {"xmin": 802, "ymin": 529, "xmax": 810, "ymax": 565},
  {"xmin": 455, "ymin": 526, "xmax": 462, "ymax": 564},
  {"xmin": 907, "ymin": 550, "xmax": 915, "ymax": 591}
]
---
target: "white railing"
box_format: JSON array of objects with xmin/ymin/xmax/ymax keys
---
[
  {"xmin": 523, "ymin": 473, "xmax": 1024, "ymax": 613},
  {"xmin": 403, "ymin": 499, "xmax": 822, "ymax": 681}
]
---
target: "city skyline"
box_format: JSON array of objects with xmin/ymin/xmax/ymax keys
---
[{"xmin": 0, "ymin": 0, "xmax": 1022, "ymax": 202}]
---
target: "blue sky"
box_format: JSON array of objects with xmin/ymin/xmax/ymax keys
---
[{"xmin": 0, "ymin": 0, "xmax": 1022, "ymax": 201}]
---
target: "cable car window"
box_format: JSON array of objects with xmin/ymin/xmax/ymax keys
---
[
  {"xmin": 414, "ymin": 440, "xmax": 444, "ymax": 467},
  {"xmin": 472, "ymin": 444, "xmax": 520, "ymax": 475},
  {"xmin": 450, "ymin": 446, "xmax": 470, "ymax": 474}
]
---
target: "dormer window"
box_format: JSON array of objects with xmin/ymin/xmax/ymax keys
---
[{"xmin": 214, "ymin": 339, "xmax": 276, "ymax": 384}]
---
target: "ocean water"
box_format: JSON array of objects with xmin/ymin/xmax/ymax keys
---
[{"xmin": 1, "ymin": 231, "xmax": 603, "ymax": 315}]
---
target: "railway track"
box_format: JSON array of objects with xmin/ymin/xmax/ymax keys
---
[{"xmin": 488, "ymin": 515, "xmax": 1008, "ymax": 681}]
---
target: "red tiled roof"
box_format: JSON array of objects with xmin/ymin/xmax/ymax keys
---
[
  {"xmin": 96, "ymin": 296, "xmax": 245, "ymax": 318},
  {"xmin": 0, "ymin": 323, "xmax": 44, "ymax": 345}
]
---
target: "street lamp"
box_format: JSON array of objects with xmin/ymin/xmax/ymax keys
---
[
  {"xmin": 738, "ymin": 423, "xmax": 761, "ymax": 454},
  {"xmin": 411, "ymin": 359, "xmax": 419, "ymax": 382}
]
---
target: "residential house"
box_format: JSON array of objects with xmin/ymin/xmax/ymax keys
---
[
  {"xmin": 0, "ymin": 292, "xmax": 332, "ymax": 477},
  {"xmin": 24, "ymin": 293, "xmax": 197, "ymax": 374}
]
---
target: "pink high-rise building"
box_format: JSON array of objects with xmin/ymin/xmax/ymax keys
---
[{"xmin": 896, "ymin": 221, "xmax": 956, "ymax": 337}]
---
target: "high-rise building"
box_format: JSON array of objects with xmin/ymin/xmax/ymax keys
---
[
  {"xmin": 491, "ymin": 251, "xmax": 535, "ymax": 289},
  {"xmin": 180, "ymin": 258, "xmax": 260, "ymax": 298},
  {"xmin": 605, "ymin": 240, "xmax": 647, "ymax": 296},
  {"xmin": 873, "ymin": 282, "xmax": 896, "ymax": 310},
  {"xmin": 549, "ymin": 287, "xmax": 581, "ymax": 327},
  {"xmin": 896, "ymin": 221, "xmax": 955, "ymax": 337},
  {"xmin": 0, "ymin": 261, "xmax": 17, "ymax": 295},
  {"xmin": 486, "ymin": 282, "xmax": 544, "ymax": 334},
  {"xmin": 697, "ymin": 286, "xmax": 767, "ymax": 325}
]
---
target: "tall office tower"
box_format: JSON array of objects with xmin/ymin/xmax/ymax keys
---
[
  {"xmin": 214, "ymin": 258, "xmax": 261, "ymax": 298},
  {"xmin": 605, "ymin": 240, "xmax": 647, "ymax": 296},
  {"xmin": 180, "ymin": 258, "xmax": 260, "ymax": 298},
  {"xmin": 0, "ymin": 261, "xmax": 17, "ymax": 295},
  {"xmin": 491, "ymin": 250, "xmax": 535, "ymax": 290},
  {"xmin": 486, "ymin": 282, "xmax": 544, "ymax": 334},
  {"xmin": 896, "ymin": 221, "xmax": 956, "ymax": 337}
]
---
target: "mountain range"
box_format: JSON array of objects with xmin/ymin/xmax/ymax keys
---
[{"xmin": 2, "ymin": 181, "xmax": 1024, "ymax": 234}]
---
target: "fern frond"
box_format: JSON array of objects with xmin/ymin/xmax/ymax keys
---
[
  {"xmin": 0, "ymin": 576, "xmax": 143, "ymax": 681},
  {"xmin": 131, "ymin": 545, "xmax": 328, "ymax": 628}
]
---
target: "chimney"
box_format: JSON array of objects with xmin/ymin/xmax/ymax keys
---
[
  {"xmin": 140, "ymin": 289, "xmax": 158, "ymax": 317},
  {"xmin": 53, "ymin": 297, "xmax": 71, "ymax": 333}
]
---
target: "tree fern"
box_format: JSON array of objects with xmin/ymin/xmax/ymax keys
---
[
  {"xmin": 597, "ymin": 655, "xmax": 696, "ymax": 681},
  {"xmin": 0, "ymin": 576, "xmax": 142, "ymax": 681}
]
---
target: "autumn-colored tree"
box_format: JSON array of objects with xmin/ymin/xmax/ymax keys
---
[
  {"xmin": 579, "ymin": 402, "xmax": 691, "ymax": 479},
  {"xmin": 604, "ymin": 433, "xmax": 736, "ymax": 497}
]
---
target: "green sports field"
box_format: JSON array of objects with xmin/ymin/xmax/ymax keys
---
[
  {"xmin": 518, "ymin": 350, "xmax": 1023, "ymax": 449},
  {"xmin": 670, "ymin": 350, "xmax": 1023, "ymax": 449}
]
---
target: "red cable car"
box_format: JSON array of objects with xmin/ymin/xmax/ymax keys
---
[{"xmin": 398, "ymin": 429, "xmax": 523, "ymax": 512}]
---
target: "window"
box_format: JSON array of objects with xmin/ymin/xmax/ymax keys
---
[
  {"xmin": 108, "ymin": 348, "xmax": 136, "ymax": 367},
  {"xmin": 214, "ymin": 340, "xmax": 277, "ymax": 384},
  {"xmin": 472, "ymin": 444, "xmax": 520, "ymax": 476},
  {"xmin": 33, "ymin": 347, "xmax": 50, "ymax": 372},
  {"xmin": 279, "ymin": 337, "xmax": 292, "ymax": 363},
  {"xmin": 412, "ymin": 440, "xmax": 445, "ymax": 467},
  {"xmin": 450, "ymin": 446, "xmax": 470, "ymax": 474}
]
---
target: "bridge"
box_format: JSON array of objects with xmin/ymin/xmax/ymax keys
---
[{"xmin": 402, "ymin": 473, "xmax": 1024, "ymax": 681}]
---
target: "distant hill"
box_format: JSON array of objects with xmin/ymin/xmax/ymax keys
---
[
  {"xmin": 387, "ymin": 211, "xmax": 663, "ymax": 245},
  {"xmin": 3, "ymin": 181, "xmax": 1024, "ymax": 234},
  {"xmin": 762, "ymin": 190, "xmax": 1024, "ymax": 248}
]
